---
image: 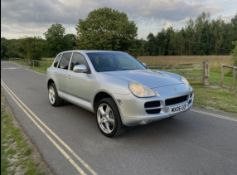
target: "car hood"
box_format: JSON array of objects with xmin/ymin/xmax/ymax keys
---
[{"xmin": 101, "ymin": 69, "xmax": 183, "ymax": 89}]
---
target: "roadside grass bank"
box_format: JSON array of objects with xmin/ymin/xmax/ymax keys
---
[
  {"xmin": 8, "ymin": 56, "xmax": 237, "ymax": 115},
  {"xmin": 193, "ymin": 84, "xmax": 237, "ymax": 114},
  {"xmin": 1, "ymin": 91, "xmax": 51, "ymax": 175},
  {"xmin": 10, "ymin": 58, "xmax": 52, "ymax": 73}
]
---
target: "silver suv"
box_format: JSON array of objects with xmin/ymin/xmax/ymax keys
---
[{"xmin": 46, "ymin": 50, "xmax": 194, "ymax": 137}]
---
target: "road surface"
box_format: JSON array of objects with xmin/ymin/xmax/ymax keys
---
[{"xmin": 1, "ymin": 61, "xmax": 237, "ymax": 175}]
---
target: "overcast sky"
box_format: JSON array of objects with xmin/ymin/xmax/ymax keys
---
[{"xmin": 1, "ymin": 0, "xmax": 237, "ymax": 39}]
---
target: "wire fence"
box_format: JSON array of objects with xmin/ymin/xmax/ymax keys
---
[
  {"xmin": 148, "ymin": 62, "xmax": 203, "ymax": 84},
  {"xmin": 220, "ymin": 65, "xmax": 237, "ymax": 91}
]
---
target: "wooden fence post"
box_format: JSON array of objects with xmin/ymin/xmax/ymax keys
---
[
  {"xmin": 220, "ymin": 64, "xmax": 224, "ymax": 87},
  {"xmin": 203, "ymin": 60, "xmax": 209, "ymax": 85},
  {"xmin": 233, "ymin": 67, "xmax": 237, "ymax": 90}
]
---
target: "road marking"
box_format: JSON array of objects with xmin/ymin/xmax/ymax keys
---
[
  {"xmin": 191, "ymin": 109, "xmax": 237, "ymax": 122},
  {"xmin": 1, "ymin": 81, "xmax": 97, "ymax": 175}
]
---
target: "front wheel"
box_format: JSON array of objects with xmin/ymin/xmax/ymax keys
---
[
  {"xmin": 96, "ymin": 98, "xmax": 124, "ymax": 137},
  {"xmin": 48, "ymin": 83, "xmax": 63, "ymax": 106}
]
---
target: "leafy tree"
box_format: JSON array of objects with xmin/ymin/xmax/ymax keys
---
[
  {"xmin": 76, "ymin": 8, "xmax": 137, "ymax": 52},
  {"xmin": 64, "ymin": 34, "xmax": 77, "ymax": 50},
  {"xmin": 44, "ymin": 23, "xmax": 65, "ymax": 56},
  {"xmin": 20, "ymin": 37, "xmax": 44, "ymax": 62},
  {"xmin": 145, "ymin": 33, "xmax": 157, "ymax": 55},
  {"xmin": 1, "ymin": 38, "xmax": 8, "ymax": 59}
]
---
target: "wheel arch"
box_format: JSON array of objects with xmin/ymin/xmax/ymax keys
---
[
  {"xmin": 47, "ymin": 79, "xmax": 55, "ymax": 89},
  {"xmin": 93, "ymin": 91, "xmax": 118, "ymax": 112}
]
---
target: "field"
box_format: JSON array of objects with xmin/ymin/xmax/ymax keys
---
[
  {"xmin": 138, "ymin": 55, "xmax": 231, "ymax": 67},
  {"xmin": 139, "ymin": 55, "xmax": 235, "ymax": 87}
]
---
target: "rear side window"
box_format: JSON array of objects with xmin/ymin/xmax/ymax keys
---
[
  {"xmin": 53, "ymin": 54, "xmax": 62, "ymax": 67},
  {"xmin": 58, "ymin": 52, "xmax": 72, "ymax": 70},
  {"xmin": 70, "ymin": 53, "xmax": 88, "ymax": 71}
]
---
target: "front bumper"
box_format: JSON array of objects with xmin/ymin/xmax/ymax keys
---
[{"xmin": 114, "ymin": 84, "xmax": 194, "ymax": 126}]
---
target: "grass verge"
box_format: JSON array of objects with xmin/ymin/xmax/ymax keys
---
[
  {"xmin": 193, "ymin": 85, "xmax": 237, "ymax": 114},
  {"xmin": 1, "ymin": 91, "xmax": 51, "ymax": 175}
]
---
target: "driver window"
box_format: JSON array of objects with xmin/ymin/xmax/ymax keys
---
[{"xmin": 70, "ymin": 53, "xmax": 88, "ymax": 71}]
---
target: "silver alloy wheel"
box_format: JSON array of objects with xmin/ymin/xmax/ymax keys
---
[
  {"xmin": 48, "ymin": 86, "xmax": 56, "ymax": 104},
  {"xmin": 97, "ymin": 103, "xmax": 115, "ymax": 134}
]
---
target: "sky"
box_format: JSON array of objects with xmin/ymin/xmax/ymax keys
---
[{"xmin": 1, "ymin": 0, "xmax": 237, "ymax": 39}]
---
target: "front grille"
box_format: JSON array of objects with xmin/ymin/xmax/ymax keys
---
[
  {"xmin": 146, "ymin": 109, "xmax": 161, "ymax": 114},
  {"xmin": 144, "ymin": 101, "xmax": 160, "ymax": 108},
  {"xmin": 165, "ymin": 95, "xmax": 188, "ymax": 106},
  {"xmin": 144, "ymin": 100, "xmax": 161, "ymax": 114}
]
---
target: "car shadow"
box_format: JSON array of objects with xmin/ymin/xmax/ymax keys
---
[{"xmin": 60, "ymin": 102, "xmax": 196, "ymax": 142}]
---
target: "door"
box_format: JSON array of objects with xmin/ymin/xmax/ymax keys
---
[
  {"xmin": 67, "ymin": 52, "xmax": 94, "ymax": 102},
  {"xmin": 56, "ymin": 52, "xmax": 72, "ymax": 93}
]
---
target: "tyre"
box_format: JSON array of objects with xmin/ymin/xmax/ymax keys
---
[
  {"xmin": 48, "ymin": 83, "xmax": 63, "ymax": 106},
  {"xmin": 96, "ymin": 98, "xmax": 124, "ymax": 137}
]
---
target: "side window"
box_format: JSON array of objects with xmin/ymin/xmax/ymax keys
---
[
  {"xmin": 53, "ymin": 54, "xmax": 61, "ymax": 67},
  {"xmin": 58, "ymin": 52, "xmax": 72, "ymax": 70},
  {"xmin": 70, "ymin": 53, "xmax": 88, "ymax": 71}
]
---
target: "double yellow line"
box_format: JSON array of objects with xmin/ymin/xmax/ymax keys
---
[{"xmin": 1, "ymin": 81, "xmax": 97, "ymax": 175}]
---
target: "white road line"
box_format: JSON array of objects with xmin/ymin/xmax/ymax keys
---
[
  {"xmin": 191, "ymin": 109, "xmax": 237, "ymax": 122},
  {"xmin": 2, "ymin": 81, "xmax": 97, "ymax": 175}
]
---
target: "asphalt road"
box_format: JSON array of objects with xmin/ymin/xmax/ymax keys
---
[{"xmin": 1, "ymin": 61, "xmax": 237, "ymax": 175}]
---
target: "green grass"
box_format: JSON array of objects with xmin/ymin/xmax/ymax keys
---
[
  {"xmin": 11, "ymin": 59, "xmax": 52, "ymax": 73},
  {"xmin": 1, "ymin": 92, "xmax": 49, "ymax": 175},
  {"xmin": 193, "ymin": 85, "xmax": 237, "ymax": 114}
]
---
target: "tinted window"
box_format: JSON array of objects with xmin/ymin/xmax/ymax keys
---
[
  {"xmin": 70, "ymin": 53, "xmax": 88, "ymax": 71},
  {"xmin": 53, "ymin": 54, "xmax": 61, "ymax": 67},
  {"xmin": 58, "ymin": 52, "xmax": 72, "ymax": 70},
  {"xmin": 87, "ymin": 52, "xmax": 145, "ymax": 72}
]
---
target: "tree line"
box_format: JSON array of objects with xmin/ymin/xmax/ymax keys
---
[{"xmin": 1, "ymin": 8, "xmax": 237, "ymax": 61}]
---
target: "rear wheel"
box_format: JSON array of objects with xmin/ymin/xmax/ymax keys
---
[
  {"xmin": 96, "ymin": 98, "xmax": 124, "ymax": 137},
  {"xmin": 48, "ymin": 83, "xmax": 63, "ymax": 106}
]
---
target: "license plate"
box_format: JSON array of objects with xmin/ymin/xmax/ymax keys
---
[{"xmin": 171, "ymin": 104, "xmax": 186, "ymax": 113}]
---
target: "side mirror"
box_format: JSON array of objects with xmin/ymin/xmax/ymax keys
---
[
  {"xmin": 142, "ymin": 62, "xmax": 148, "ymax": 69},
  {"xmin": 73, "ymin": 64, "xmax": 88, "ymax": 73}
]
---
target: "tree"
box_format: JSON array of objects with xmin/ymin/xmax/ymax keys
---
[
  {"xmin": 64, "ymin": 34, "xmax": 77, "ymax": 50},
  {"xmin": 76, "ymin": 8, "xmax": 137, "ymax": 52},
  {"xmin": 1, "ymin": 38, "xmax": 8, "ymax": 59},
  {"xmin": 146, "ymin": 33, "xmax": 157, "ymax": 55},
  {"xmin": 20, "ymin": 37, "xmax": 44, "ymax": 62},
  {"xmin": 44, "ymin": 23, "xmax": 65, "ymax": 56}
]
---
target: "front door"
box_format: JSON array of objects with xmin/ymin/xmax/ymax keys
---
[{"xmin": 67, "ymin": 52, "xmax": 94, "ymax": 102}]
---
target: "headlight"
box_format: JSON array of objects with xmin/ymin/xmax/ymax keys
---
[
  {"xmin": 181, "ymin": 77, "xmax": 189, "ymax": 86},
  {"xmin": 128, "ymin": 82, "xmax": 158, "ymax": 97}
]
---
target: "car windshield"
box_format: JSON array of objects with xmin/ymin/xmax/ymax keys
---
[{"xmin": 86, "ymin": 52, "xmax": 145, "ymax": 72}]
